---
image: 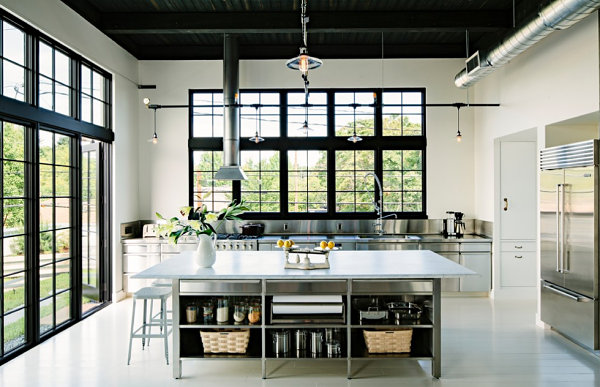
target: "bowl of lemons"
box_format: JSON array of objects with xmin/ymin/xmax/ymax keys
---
[{"xmin": 276, "ymin": 239, "xmax": 296, "ymax": 250}]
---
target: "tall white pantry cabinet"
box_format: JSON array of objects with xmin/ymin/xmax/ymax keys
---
[{"xmin": 499, "ymin": 141, "xmax": 537, "ymax": 287}]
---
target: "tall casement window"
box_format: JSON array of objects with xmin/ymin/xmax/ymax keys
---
[
  {"xmin": 0, "ymin": 10, "xmax": 113, "ymax": 364},
  {"xmin": 189, "ymin": 88, "xmax": 426, "ymax": 219},
  {"xmin": 1, "ymin": 121, "xmax": 28, "ymax": 355}
]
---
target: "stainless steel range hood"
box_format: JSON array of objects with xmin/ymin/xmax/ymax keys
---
[{"xmin": 214, "ymin": 34, "xmax": 247, "ymax": 180}]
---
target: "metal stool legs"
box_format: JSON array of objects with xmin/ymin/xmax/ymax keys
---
[{"xmin": 127, "ymin": 287, "xmax": 172, "ymax": 365}]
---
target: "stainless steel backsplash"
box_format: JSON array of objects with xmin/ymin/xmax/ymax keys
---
[{"xmin": 219, "ymin": 219, "xmax": 493, "ymax": 237}]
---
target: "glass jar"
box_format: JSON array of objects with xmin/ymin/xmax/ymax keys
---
[
  {"xmin": 216, "ymin": 298, "xmax": 229, "ymax": 323},
  {"xmin": 185, "ymin": 305, "xmax": 198, "ymax": 324},
  {"xmin": 248, "ymin": 303, "xmax": 261, "ymax": 324},
  {"xmin": 233, "ymin": 304, "xmax": 246, "ymax": 323},
  {"xmin": 202, "ymin": 301, "xmax": 214, "ymax": 323}
]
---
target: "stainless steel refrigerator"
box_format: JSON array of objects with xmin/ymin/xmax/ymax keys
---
[{"xmin": 540, "ymin": 139, "xmax": 598, "ymax": 351}]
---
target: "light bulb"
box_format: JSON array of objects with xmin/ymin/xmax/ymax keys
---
[
  {"xmin": 299, "ymin": 55, "xmax": 309, "ymax": 75},
  {"xmin": 151, "ymin": 133, "xmax": 158, "ymax": 144},
  {"xmin": 456, "ymin": 132, "xmax": 462, "ymax": 143},
  {"xmin": 143, "ymin": 97, "xmax": 150, "ymax": 106}
]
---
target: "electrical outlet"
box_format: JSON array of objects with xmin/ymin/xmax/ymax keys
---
[
  {"xmin": 337, "ymin": 223, "xmax": 343, "ymax": 231},
  {"xmin": 283, "ymin": 223, "xmax": 288, "ymax": 231}
]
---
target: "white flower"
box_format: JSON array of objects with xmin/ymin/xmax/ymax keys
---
[
  {"xmin": 189, "ymin": 220, "xmax": 201, "ymax": 231},
  {"xmin": 179, "ymin": 206, "xmax": 192, "ymax": 217},
  {"xmin": 205, "ymin": 213, "xmax": 218, "ymax": 223}
]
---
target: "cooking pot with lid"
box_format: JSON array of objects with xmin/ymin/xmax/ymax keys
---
[{"xmin": 240, "ymin": 223, "xmax": 265, "ymax": 236}]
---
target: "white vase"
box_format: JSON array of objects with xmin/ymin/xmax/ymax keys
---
[{"xmin": 193, "ymin": 233, "xmax": 217, "ymax": 268}]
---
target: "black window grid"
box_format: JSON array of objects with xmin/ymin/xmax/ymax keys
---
[
  {"xmin": 192, "ymin": 92, "xmax": 224, "ymax": 138},
  {"xmin": 240, "ymin": 150, "xmax": 280, "ymax": 213},
  {"xmin": 0, "ymin": 120, "xmax": 29, "ymax": 357},
  {"xmin": 189, "ymin": 88, "xmax": 427, "ymax": 220},
  {"xmin": 37, "ymin": 130, "xmax": 74, "ymax": 336},
  {"xmin": 192, "ymin": 150, "xmax": 232, "ymax": 212},
  {"xmin": 335, "ymin": 150, "xmax": 376, "ymax": 213}
]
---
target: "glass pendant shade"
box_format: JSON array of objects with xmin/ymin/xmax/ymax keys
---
[{"xmin": 286, "ymin": 47, "xmax": 322, "ymax": 75}]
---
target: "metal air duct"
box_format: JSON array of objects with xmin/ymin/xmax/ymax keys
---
[
  {"xmin": 455, "ymin": 0, "xmax": 600, "ymax": 88},
  {"xmin": 215, "ymin": 34, "xmax": 247, "ymax": 180}
]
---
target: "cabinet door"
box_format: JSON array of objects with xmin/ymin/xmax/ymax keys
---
[
  {"xmin": 501, "ymin": 251, "xmax": 536, "ymax": 287},
  {"xmin": 500, "ymin": 141, "xmax": 537, "ymax": 240},
  {"xmin": 438, "ymin": 252, "xmax": 460, "ymax": 292},
  {"xmin": 460, "ymin": 253, "xmax": 491, "ymax": 292}
]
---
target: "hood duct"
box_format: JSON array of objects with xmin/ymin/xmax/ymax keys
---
[
  {"xmin": 455, "ymin": 0, "xmax": 600, "ymax": 88},
  {"xmin": 214, "ymin": 34, "xmax": 247, "ymax": 180}
]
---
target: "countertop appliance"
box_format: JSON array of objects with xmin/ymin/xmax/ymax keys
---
[
  {"xmin": 540, "ymin": 140, "xmax": 599, "ymax": 351},
  {"xmin": 443, "ymin": 211, "xmax": 456, "ymax": 237}
]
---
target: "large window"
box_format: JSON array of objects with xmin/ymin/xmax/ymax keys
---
[
  {"xmin": 1, "ymin": 121, "xmax": 28, "ymax": 355},
  {"xmin": 189, "ymin": 88, "xmax": 426, "ymax": 219},
  {"xmin": 192, "ymin": 151, "xmax": 230, "ymax": 212},
  {"xmin": 38, "ymin": 41, "xmax": 72, "ymax": 116},
  {"xmin": 38, "ymin": 130, "xmax": 75, "ymax": 335},
  {"xmin": 0, "ymin": 9, "xmax": 113, "ymax": 364},
  {"xmin": 241, "ymin": 151, "xmax": 280, "ymax": 213},
  {"xmin": 1, "ymin": 20, "xmax": 28, "ymax": 102}
]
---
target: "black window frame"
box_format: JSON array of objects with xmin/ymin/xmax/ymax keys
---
[
  {"xmin": 189, "ymin": 88, "xmax": 427, "ymax": 220},
  {"xmin": 0, "ymin": 8, "xmax": 113, "ymax": 365}
]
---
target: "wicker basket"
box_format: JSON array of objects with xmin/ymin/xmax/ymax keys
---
[
  {"xmin": 363, "ymin": 329, "xmax": 413, "ymax": 353},
  {"xmin": 200, "ymin": 329, "xmax": 250, "ymax": 354}
]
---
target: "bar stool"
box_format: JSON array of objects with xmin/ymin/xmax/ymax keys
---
[
  {"xmin": 147, "ymin": 279, "xmax": 173, "ymax": 345},
  {"xmin": 127, "ymin": 286, "xmax": 172, "ymax": 365}
]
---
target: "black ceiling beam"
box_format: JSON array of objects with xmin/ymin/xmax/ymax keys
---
[
  {"xmin": 131, "ymin": 43, "xmax": 467, "ymax": 60},
  {"xmin": 60, "ymin": 0, "xmax": 103, "ymax": 26},
  {"xmin": 101, "ymin": 10, "xmax": 512, "ymax": 35}
]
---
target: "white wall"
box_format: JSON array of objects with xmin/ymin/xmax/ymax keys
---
[
  {"xmin": 0, "ymin": 0, "xmax": 140, "ymax": 299},
  {"xmin": 138, "ymin": 58, "xmax": 476, "ymax": 220},
  {"xmin": 473, "ymin": 12, "xmax": 599, "ymax": 221}
]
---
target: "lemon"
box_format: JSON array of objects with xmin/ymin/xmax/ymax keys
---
[
  {"xmin": 284, "ymin": 240, "xmax": 292, "ymax": 248},
  {"xmin": 289, "ymin": 240, "xmax": 295, "ymax": 246},
  {"xmin": 277, "ymin": 239, "xmax": 284, "ymax": 248},
  {"xmin": 327, "ymin": 241, "xmax": 335, "ymax": 249},
  {"xmin": 320, "ymin": 240, "xmax": 327, "ymax": 249}
]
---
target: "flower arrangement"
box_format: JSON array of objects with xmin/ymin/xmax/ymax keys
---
[{"xmin": 156, "ymin": 199, "xmax": 249, "ymax": 244}]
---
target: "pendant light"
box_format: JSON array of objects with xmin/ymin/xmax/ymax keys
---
[
  {"xmin": 347, "ymin": 104, "xmax": 362, "ymax": 143},
  {"xmin": 297, "ymin": 87, "xmax": 313, "ymax": 135},
  {"xmin": 456, "ymin": 105, "xmax": 462, "ymax": 143},
  {"xmin": 286, "ymin": 0, "xmax": 322, "ymax": 75},
  {"xmin": 148, "ymin": 109, "xmax": 158, "ymax": 145},
  {"xmin": 249, "ymin": 104, "xmax": 265, "ymax": 143}
]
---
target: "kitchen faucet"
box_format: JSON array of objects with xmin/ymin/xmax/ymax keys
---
[{"xmin": 364, "ymin": 172, "xmax": 397, "ymax": 235}]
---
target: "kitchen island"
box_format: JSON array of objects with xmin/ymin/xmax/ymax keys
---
[{"xmin": 134, "ymin": 249, "xmax": 475, "ymax": 379}]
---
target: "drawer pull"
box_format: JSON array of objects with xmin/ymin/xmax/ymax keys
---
[
  {"xmin": 514, "ymin": 245, "xmax": 523, "ymax": 249},
  {"xmin": 514, "ymin": 255, "xmax": 523, "ymax": 259}
]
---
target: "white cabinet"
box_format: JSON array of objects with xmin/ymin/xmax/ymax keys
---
[
  {"xmin": 500, "ymin": 142, "xmax": 537, "ymax": 240},
  {"xmin": 500, "ymin": 240, "xmax": 536, "ymax": 287}
]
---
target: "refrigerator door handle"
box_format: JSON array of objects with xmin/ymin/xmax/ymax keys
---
[
  {"xmin": 561, "ymin": 183, "xmax": 570, "ymax": 273},
  {"xmin": 556, "ymin": 184, "xmax": 562, "ymax": 273},
  {"xmin": 542, "ymin": 282, "xmax": 594, "ymax": 302}
]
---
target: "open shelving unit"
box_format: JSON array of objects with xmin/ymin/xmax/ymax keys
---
[{"xmin": 172, "ymin": 278, "xmax": 441, "ymax": 379}]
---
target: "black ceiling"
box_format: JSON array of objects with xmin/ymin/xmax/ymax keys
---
[{"xmin": 60, "ymin": 0, "xmax": 545, "ymax": 60}]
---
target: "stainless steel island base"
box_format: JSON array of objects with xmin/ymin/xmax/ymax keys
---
[
  {"xmin": 171, "ymin": 277, "xmax": 442, "ymax": 379},
  {"xmin": 133, "ymin": 250, "xmax": 475, "ymax": 380}
]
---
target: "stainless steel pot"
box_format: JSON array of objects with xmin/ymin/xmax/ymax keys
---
[
  {"xmin": 240, "ymin": 223, "xmax": 265, "ymax": 236},
  {"xmin": 310, "ymin": 331, "xmax": 323, "ymax": 354},
  {"xmin": 272, "ymin": 330, "xmax": 290, "ymax": 354},
  {"xmin": 386, "ymin": 301, "xmax": 422, "ymax": 321}
]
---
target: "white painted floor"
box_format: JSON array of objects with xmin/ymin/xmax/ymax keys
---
[{"xmin": 1, "ymin": 296, "xmax": 599, "ymax": 387}]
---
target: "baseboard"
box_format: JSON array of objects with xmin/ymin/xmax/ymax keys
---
[
  {"xmin": 490, "ymin": 286, "xmax": 537, "ymax": 300},
  {"xmin": 113, "ymin": 290, "xmax": 127, "ymax": 302}
]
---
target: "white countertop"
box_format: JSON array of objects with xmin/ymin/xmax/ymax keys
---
[{"xmin": 133, "ymin": 250, "xmax": 476, "ymax": 280}]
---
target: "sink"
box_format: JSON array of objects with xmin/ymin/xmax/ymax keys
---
[{"xmin": 357, "ymin": 235, "xmax": 421, "ymax": 241}]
